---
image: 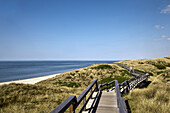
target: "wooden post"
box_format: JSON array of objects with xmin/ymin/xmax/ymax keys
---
[
  {"xmin": 107, "ymin": 83, "xmax": 109, "ymax": 92},
  {"xmin": 83, "ymin": 96, "xmax": 86, "ymax": 111},
  {"xmin": 69, "ymin": 104, "xmax": 73, "ymax": 113},
  {"xmin": 90, "ymin": 88, "xmax": 92, "ymax": 99},
  {"xmin": 126, "ymin": 81, "xmax": 130, "ymax": 93},
  {"xmin": 95, "ymin": 82, "xmax": 98, "ymax": 91},
  {"xmin": 90, "ymin": 88, "xmax": 92, "ymax": 94}
]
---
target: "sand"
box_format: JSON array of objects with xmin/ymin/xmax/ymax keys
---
[{"xmin": 0, "ymin": 74, "xmax": 60, "ymax": 85}]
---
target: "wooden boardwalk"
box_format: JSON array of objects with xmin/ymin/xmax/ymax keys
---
[
  {"xmin": 51, "ymin": 63, "xmax": 150, "ymax": 113},
  {"xmin": 96, "ymin": 91, "xmax": 118, "ymax": 113}
]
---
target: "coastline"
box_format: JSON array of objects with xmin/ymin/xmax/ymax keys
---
[{"xmin": 0, "ymin": 73, "xmax": 60, "ymax": 85}]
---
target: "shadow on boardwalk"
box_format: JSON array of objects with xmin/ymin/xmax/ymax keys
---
[
  {"xmin": 136, "ymin": 81, "xmax": 151, "ymax": 89},
  {"xmin": 91, "ymin": 92, "xmax": 102, "ymax": 113},
  {"xmin": 125, "ymin": 100, "xmax": 131, "ymax": 113}
]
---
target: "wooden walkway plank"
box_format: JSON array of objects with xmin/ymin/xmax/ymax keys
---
[{"xmin": 96, "ymin": 91, "xmax": 118, "ymax": 113}]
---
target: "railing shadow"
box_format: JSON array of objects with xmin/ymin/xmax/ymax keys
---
[
  {"xmin": 125, "ymin": 100, "xmax": 131, "ymax": 113},
  {"xmin": 91, "ymin": 92, "xmax": 102, "ymax": 113},
  {"xmin": 136, "ymin": 81, "xmax": 151, "ymax": 89}
]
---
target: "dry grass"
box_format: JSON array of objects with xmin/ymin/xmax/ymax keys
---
[
  {"xmin": 122, "ymin": 56, "xmax": 170, "ymax": 113},
  {"xmin": 1, "ymin": 56, "xmax": 169, "ymax": 113},
  {"xmin": 0, "ymin": 63, "xmax": 131, "ymax": 113}
]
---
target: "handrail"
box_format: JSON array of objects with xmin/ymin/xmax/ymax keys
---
[
  {"xmin": 51, "ymin": 96, "xmax": 77, "ymax": 113},
  {"xmin": 98, "ymin": 80, "xmax": 115, "ymax": 91},
  {"xmin": 77, "ymin": 80, "xmax": 98, "ymax": 105},
  {"xmin": 51, "ymin": 80, "xmax": 98, "ymax": 113},
  {"xmin": 115, "ymin": 80, "xmax": 127, "ymax": 113}
]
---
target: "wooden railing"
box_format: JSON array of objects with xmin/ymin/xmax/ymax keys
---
[
  {"xmin": 98, "ymin": 80, "xmax": 127, "ymax": 113},
  {"xmin": 51, "ymin": 63, "xmax": 150, "ymax": 113},
  {"xmin": 119, "ymin": 74, "xmax": 149, "ymax": 94},
  {"xmin": 117, "ymin": 63, "xmax": 150, "ymax": 93},
  {"xmin": 51, "ymin": 80, "xmax": 98, "ymax": 113}
]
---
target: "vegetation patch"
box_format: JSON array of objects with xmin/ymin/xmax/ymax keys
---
[
  {"xmin": 165, "ymin": 63, "xmax": 170, "ymax": 67},
  {"xmin": 156, "ymin": 71, "xmax": 165, "ymax": 75},
  {"xmin": 134, "ymin": 69, "xmax": 153, "ymax": 76},
  {"xmin": 92, "ymin": 64, "xmax": 112, "ymax": 69},
  {"xmin": 98, "ymin": 76, "xmax": 131, "ymax": 85},
  {"xmin": 120, "ymin": 70, "xmax": 131, "ymax": 76},
  {"xmin": 138, "ymin": 62, "xmax": 144, "ymax": 64},
  {"xmin": 153, "ymin": 64, "xmax": 166, "ymax": 69},
  {"xmin": 164, "ymin": 57, "xmax": 170, "ymax": 59},
  {"xmin": 98, "ymin": 77, "xmax": 115, "ymax": 85}
]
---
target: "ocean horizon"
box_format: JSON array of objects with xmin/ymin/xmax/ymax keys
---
[{"xmin": 0, "ymin": 60, "xmax": 118, "ymax": 82}]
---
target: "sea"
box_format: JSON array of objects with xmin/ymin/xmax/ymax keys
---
[{"xmin": 0, "ymin": 61, "xmax": 118, "ymax": 82}]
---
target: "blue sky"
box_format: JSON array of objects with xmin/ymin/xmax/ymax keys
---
[{"xmin": 0, "ymin": 0, "xmax": 170, "ymax": 60}]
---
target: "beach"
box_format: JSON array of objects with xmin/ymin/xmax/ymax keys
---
[{"xmin": 0, "ymin": 74, "xmax": 59, "ymax": 85}]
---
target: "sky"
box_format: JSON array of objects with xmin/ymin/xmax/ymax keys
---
[{"xmin": 0, "ymin": 0, "xmax": 170, "ymax": 61}]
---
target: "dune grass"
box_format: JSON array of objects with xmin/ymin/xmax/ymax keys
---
[
  {"xmin": 91, "ymin": 64, "xmax": 112, "ymax": 69},
  {"xmin": 125, "ymin": 76, "xmax": 170, "ymax": 113},
  {"xmin": 119, "ymin": 56, "xmax": 170, "ymax": 113},
  {"xmin": 1, "ymin": 56, "xmax": 169, "ymax": 113},
  {"xmin": 0, "ymin": 63, "xmax": 131, "ymax": 113}
]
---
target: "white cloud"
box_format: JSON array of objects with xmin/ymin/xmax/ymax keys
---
[
  {"xmin": 161, "ymin": 35, "xmax": 167, "ymax": 38},
  {"xmin": 154, "ymin": 35, "xmax": 169, "ymax": 41},
  {"xmin": 154, "ymin": 25, "xmax": 164, "ymax": 29},
  {"xmin": 161, "ymin": 5, "xmax": 170, "ymax": 14}
]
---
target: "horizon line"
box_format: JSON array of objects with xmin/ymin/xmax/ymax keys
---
[{"xmin": 0, "ymin": 59, "xmax": 122, "ymax": 61}]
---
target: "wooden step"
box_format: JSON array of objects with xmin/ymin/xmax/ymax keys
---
[{"xmin": 96, "ymin": 91, "xmax": 118, "ymax": 113}]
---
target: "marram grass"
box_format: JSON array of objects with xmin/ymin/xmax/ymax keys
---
[{"xmin": 121, "ymin": 56, "xmax": 170, "ymax": 113}]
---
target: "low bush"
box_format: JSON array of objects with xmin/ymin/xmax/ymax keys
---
[
  {"xmin": 138, "ymin": 62, "xmax": 144, "ymax": 64},
  {"xmin": 164, "ymin": 57, "xmax": 170, "ymax": 59},
  {"xmin": 153, "ymin": 64, "xmax": 166, "ymax": 69},
  {"xmin": 165, "ymin": 63, "xmax": 170, "ymax": 67},
  {"xmin": 120, "ymin": 70, "xmax": 131, "ymax": 76},
  {"xmin": 98, "ymin": 76, "xmax": 131, "ymax": 85},
  {"xmin": 92, "ymin": 64, "xmax": 112, "ymax": 69},
  {"xmin": 134, "ymin": 69, "xmax": 145, "ymax": 74},
  {"xmin": 156, "ymin": 71, "xmax": 164, "ymax": 75}
]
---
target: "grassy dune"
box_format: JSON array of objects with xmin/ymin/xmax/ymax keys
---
[
  {"xmin": 0, "ymin": 63, "xmax": 131, "ymax": 113},
  {"xmin": 0, "ymin": 56, "xmax": 169, "ymax": 113},
  {"xmin": 119, "ymin": 56, "xmax": 170, "ymax": 113}
]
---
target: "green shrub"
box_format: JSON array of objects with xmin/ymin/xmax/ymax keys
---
[
  {"xmin": 156, "ymin": 71, "xmax": 165, "ymax": 75},
  {"xmin": 148, "ymin": 72, "xmax": 153, "ymax": 76},
  {"xmin": 153, "ymin": 64, "xmax": 166, "ymax": 69},
  {"xmin": 164, "ymin": 57, "xmax": 170, "ymax": 59},
  {"xmin": 134, "ymin": 69, "xmax": 153, "ymax": 76},
  {"xmin": 92, "ymin": 64, "xmax": 112, "ymax": 69},
  {"xmin": 98, "ymin": 76, "xmax": 131, "ymax": 85},
  {"xmin": 120, "ymin": 70, "xmax": 131, "ymax": 76},
  {"xmin": 165, "ymin": 63, "xmax": 170, "ymax": 67},
  {"xmin": 98, "ymin": 77, "xmax": 115, "ymax": 85},
  {"xmin": 138, "ymin": 62, "xmax": 144, "ymax": 64},
  {"xmin": 134, "ymin": 69, "xmax": 145, "ymax": 74}
]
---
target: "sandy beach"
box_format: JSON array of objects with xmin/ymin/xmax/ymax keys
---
[{"xmin": 0, "ymin": 74, "xmax": 60, "ymax": 85}]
